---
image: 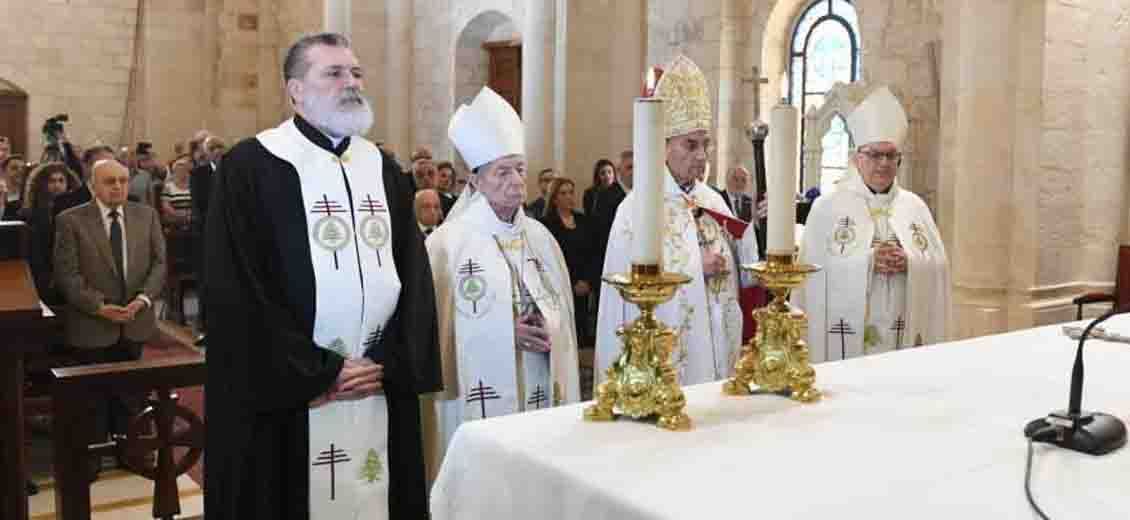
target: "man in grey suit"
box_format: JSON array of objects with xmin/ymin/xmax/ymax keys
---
[{"xmin": 54, "ymin": 158, "xmax": 166, "ymax": 447}]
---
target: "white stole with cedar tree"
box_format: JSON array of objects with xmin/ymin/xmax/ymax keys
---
[
  {"xmin": 425, "ymin": 195, "xmax": 580, "ymax": 467},
  {"xmin": 258, "ymin": 119, "xmax": 401, "ymax": 520}
]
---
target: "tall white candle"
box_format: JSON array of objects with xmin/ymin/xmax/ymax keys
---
[
  {"xmin": 767, "ymin": 102, "xmax": 799, "ymax": 256},
  {"xmin": 632, "ymin": 98, "xmax": 665, "ymax": 266}
]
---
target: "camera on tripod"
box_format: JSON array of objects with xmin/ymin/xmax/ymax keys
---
[
  {"xmin": 40, "ymin": 114, "xmax": 69, "ymax": 162},
  {"xmin": 42, "ymin": 114, "xmax": 68, "ymax": 145}
]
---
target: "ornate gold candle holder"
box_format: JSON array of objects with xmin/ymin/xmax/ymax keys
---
[
  {"xmin": 584, "ymin": 264, "xmax": 693, "ymax": 431},
  {"xmin": 722, "ymin": 253, "xmax": 823, "ymax": 403}
]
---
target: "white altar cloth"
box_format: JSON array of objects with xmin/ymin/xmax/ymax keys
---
[{"xmin": 430, "ymin": 317, "xmax": 1130, "ymax": 519}]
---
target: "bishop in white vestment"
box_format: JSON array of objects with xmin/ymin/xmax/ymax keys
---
[
  {"xmin": 795, "ymin": 86, "xmax": 950, "ymax": 363},
  {"xmin": 596, "ymin": 55, "xmax": 759, "ymax": 387},
  {"xmin": 425, "ymin": 87, "xmax": 580, "ymax": 479}
]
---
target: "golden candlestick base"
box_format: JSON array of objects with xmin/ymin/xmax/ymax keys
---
[
  {"xmin": 722, "ymin": 253, "xmax": 823, "ymax": 403},
  {"xmin": 584, "ymin": 264, "xmax": 693, "ymax": 431}
]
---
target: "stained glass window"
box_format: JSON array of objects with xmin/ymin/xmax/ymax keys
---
[{"xmin": 788, "ymin": 0, "xmax": 861, "ymax": 193}]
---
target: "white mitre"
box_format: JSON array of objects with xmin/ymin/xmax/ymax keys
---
[
  {"xmin": 447, "ymin": 86, "xmax": 524, "ymax": 169},
  {"xmin": 847, "ymin": 86, "xmax": 908, "ymax": 148}
]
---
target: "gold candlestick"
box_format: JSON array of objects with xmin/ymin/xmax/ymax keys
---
[
  {"xmin": 584, "ymin": 264, "xmax": 693, "ymax": 431},
  {"xmin": 723, "ymin": 253, "xmax": 823, "ymax": 403}
]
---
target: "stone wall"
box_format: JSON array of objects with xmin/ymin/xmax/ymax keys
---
[
  {"xmin": 561, "ymin": 0, "xmax": 645, "ymax": 187},
  {"xmin": 0, "ymin": 0, "xmax": 139, "ymax": 155},
  {"xmin": 938, "ymin": 0, "xmax": 1130, "ymax": 338},
  {"xmin": 1036, "ymin": 0, "xmax": 1130, "ymax": 321}
]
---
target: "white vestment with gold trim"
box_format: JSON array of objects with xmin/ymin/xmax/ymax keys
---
[{"xmin": 596, "ymin": 172, "xmax": 758, "ymax": 387}]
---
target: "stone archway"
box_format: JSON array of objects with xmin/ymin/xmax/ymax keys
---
[
  {"xmin": 454, "ymin": 11, "xmax": 519, "ymax": 110},
  {"xmin": 0, "ymin": 79, "xmax": 29, "ymax": 157},
  {"xmin": 451, "ymin": 10, "xmax": 520, "ymax": 168}
]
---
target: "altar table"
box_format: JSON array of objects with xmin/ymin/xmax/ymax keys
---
[{"xmin": 431, "ymin": 318, "xmax": 1130, "ymax": 519}]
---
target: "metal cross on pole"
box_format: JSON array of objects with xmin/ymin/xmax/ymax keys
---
[{"xmin": 742, "ymin": 66, "xmax": 771, "ymax": 122}]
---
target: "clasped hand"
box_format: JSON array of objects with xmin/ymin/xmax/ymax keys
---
[
  {"xmin": 311, "ymin": 357, "xmax": 384, "ymax": 408},
  {"xmin": 873, "ymin": 243, "xmax": 908, "ymax": 275},
  {"xmin": 98, "ymin": 299, "xmax": 147, "ymax": 324},
  {"xmin": 701, "ymin": 249, "xmax": 727, "ymax": 277},
  {"xmin": 515, "ymin": 312, "xmax": 551, "ymax": 353}
]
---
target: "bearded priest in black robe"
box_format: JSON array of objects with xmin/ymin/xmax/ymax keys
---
[{"xmin": 204, "ymin": 33, "xmax": 441, "ymax": 520}]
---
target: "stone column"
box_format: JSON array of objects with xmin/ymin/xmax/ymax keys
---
[
  {"xmin": 384, "ymin": 0, "xmax": 414, "ymax": 158},
  {"xmin": 325, "ymin": 0, "xmax": 350, "ymax": 36},
  {"xmin": 522, "ymin": 0, "xmax": 558, "ymax": 197},
  {"xmin": 938, "ymin": 0, "xmax": 1045, "ymax": 338}
]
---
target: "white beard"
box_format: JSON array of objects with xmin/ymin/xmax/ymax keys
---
[{"xmin": 301, "ymin": 89, "xmax": 375, "ymax": 139}]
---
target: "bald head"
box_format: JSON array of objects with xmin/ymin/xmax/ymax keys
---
[
  {"xmin": 204, "ymin": 136, "xmax": 227, "ymax": 162},
  {"xmin": 727, "ymin": 166, "xmax": 749, "ymax": 193},
  {"xmin": 91, "ymin": 159, "xmax": 130, "ymax": 207},
  {"xmin": 415, "ymin": 189, "xmax": 442, "ymax": 228},
  {"xmin": 413, "ymin": 159, "xmax": 437, "ymax": 190}
]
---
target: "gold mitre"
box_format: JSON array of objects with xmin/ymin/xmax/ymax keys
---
[{"xmin": 652, "ymin": 54, "xmax": 713, "ymax": 139}]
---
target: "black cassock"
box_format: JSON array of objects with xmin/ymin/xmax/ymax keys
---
[{"xmin": 203, "ymin": 117, "xmax": 442, "ymax": 519}]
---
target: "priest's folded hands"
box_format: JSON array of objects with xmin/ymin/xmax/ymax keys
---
[
  {"xmin": 516, "ymin": 312, "xmax": 552, "ymax": 353},
  {"xmin": 873, "ymin": 242, "xmax": 908, "ymax": 275},
  {"xmin": 310, "ymin": 357, "xmax": 384, "ymax": 408}
]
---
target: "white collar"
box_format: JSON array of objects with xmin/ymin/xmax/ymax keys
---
[
  {"xmin": 95, "ymin": 197, "xmax": 123, "ymax": 217},
  {"xmin": 843, "ymin": 169, "xmax": 900, "ymax": 203},
  {"xmin": 466, "ymin": 193, "xmax": 525, "ymax": 236}
]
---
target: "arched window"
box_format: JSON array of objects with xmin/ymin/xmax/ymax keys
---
[{"xmin": 788, "ymin": 0, "xmax": 861, "ymax": 192}]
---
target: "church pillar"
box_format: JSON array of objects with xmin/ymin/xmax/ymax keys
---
[
  {"xmin": 384, "ymin": 0, "xmax": 414, "ymax": 159},
  {"xmin": 938, "ymin": 0, "xmax": 1045, "ymax": 339},
  {"xmin": 522, "ymin": 0, "xmax": 560, "ymax": 193},
  {"xmin": 325, "ymin": 0, "xmax": 350, "ymax": 37}
]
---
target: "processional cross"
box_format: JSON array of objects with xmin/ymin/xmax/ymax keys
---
[{"xmin": 742, "ymin": 66, "xmax": 772, "ymax": 122}]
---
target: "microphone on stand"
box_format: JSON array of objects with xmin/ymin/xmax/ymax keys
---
[{"xmin": 1024, "ymin": 307, "xmax": 1128, "ymax": 454}]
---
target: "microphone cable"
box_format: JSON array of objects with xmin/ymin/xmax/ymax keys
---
[{"xmin": 1025, "ymin": 425, "xmax": 1059, "ymax": 520}]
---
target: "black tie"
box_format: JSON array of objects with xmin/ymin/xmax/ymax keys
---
[{"xmin": 109, "ymin": 209, "xmax": 126, "ymax": 303}]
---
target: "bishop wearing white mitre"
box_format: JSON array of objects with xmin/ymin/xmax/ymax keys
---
[
  {"xmin": 596, "ymin": 55, "xmax": 759, "ymax": 387},
  {"xmin": 795, "ymin": 86, "xmax": 950, "ymax": 362},
  {"xmin": 424, "ymin": 87, "xmax": 580, "ymax": 476}
]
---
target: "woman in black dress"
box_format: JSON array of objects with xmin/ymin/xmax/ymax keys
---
[
  {"xmin": 542, "ymin": 178, "xmax": 598, "ymax": 347},
  {"xmin": 582, "ymin": 158, "xmax": 615, "ymax": 217},
  {"xmin": 19, "ymin": 162, "xmax": 81, "ymax": 305}
]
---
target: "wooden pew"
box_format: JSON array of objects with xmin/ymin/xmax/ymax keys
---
[
  {"xmin": 51, "ymin": 355, "xmax": 205, "ymax": 520},
  {"xmin": 0, "ymin": 221, "xmax": 59, "ymax": 520}
]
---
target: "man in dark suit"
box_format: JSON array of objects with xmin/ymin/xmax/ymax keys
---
[
  {"xmin": 190, "ymin": 136, "xmax": 227, "ymax": 229},
  {"xmin": 435, "ymin": 161, "xmax": 458, "ymax": 217},
  {"xmin": 53, "ymin": 158, "xmax": 166, "ymax": 454},
  {"xmin": 525, "ymin": 168, "xmax": 556, "ymax": 218},
  {"xmin": 189, "ymin": 137, "xmax": 226, "ymax": 343},
  {"xmin": 720, "ymin": 165, "xmax": 754, "ymax": 222}
]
